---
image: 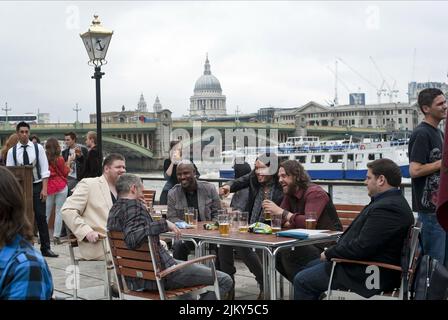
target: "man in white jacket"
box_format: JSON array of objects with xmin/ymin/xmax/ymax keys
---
[{"xmin": 61, "ymin": 153, "xmax": 126, "ymax": 260}]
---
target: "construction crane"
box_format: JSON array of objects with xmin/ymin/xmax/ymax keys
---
[
  {"xmin": 326, "ymin": 64, "xmax": 353, "ymax": 104},
  {"xmin": 337, "ymin": 57, "xmax": 387, "ymax": 104},
  {"xmin": 369, "ymin": 56, "xmax": 399, "ymax": 103}
]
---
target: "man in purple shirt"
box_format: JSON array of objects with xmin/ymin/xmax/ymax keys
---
[{"xmin": 262, "ymin": 160, "xmax": 342, "ymax": 282}]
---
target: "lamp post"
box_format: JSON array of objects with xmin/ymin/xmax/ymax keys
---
[
  {"xmin": 80, "ymin": 14, "xmax": 113, "ymax": 164},
  {"xmin": 2, "ymin": 102, "xmax": 11, "ymax": 128}
]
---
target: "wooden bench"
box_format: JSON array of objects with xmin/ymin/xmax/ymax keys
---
[{"xmin": 334, "ymin": 204, "xmax": 365, "ymax": 231}]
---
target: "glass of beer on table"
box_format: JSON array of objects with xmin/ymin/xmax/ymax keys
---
[
  {"xmin": 305, "ymin": 212, "xmax": 317, "ymax": 229},
  {"xmin": 271, "ymin": 214, "xmax": 282, "ymax": 233},
  {"xmin": 238, "ymin": 212, "xmax": 249, "ymax": 233},
  {"xmin": 218, "ymin": 214, "xmax": 230, "ymax": 236},
  {"xmin": 184, "ymin": 207, "xmax": 197, "ymax": 227}
]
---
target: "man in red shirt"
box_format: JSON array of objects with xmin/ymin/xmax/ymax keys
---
[{"xmin": 262, "ymin": 160, "xmax": 342, "ymax": 282}]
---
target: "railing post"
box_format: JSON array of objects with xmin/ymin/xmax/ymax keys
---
[{"xmin": 328, "ymin": 184, "xmax": 333, "ymax": 200}]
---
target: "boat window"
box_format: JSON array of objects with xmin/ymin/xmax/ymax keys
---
[
  {"xmin": 329, "ymin": 154, "xmax": 343, "ymax": 163},
  {"xmin": 311, "ymin": 155, "xmax": 324, "ymax": 163},
  {"xmin": 355, "ymin": 154, "xmax": 363, "ymax": 161},
  {"xmin": 368, "ymin": 153, "xmax": 375, "ymax": 160},
  {"xmin": 295, "ymin": 155, "xmax": 307, "ymax": 163},
  {"xmin": 279, "ymin": 156, "xmax": 289, "ymax": 163},
  {"xmin": 347, "ymin": 154, "xmax": 354, "ymax": 161}
]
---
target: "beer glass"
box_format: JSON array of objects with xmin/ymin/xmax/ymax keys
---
[
  {"xmin": 184, "ymin": 207, "xmax": 197, "ymax": 227},
  {"xmin": 238, "ymin": 212, "xmax": 249, "ymax": 233},
  {"xmin": 152, "ymin": 210, "xmax": 162, "ymax": 221},
  {"xmin": 305, "ymin": 212, "xmax": 317, "ymax": 230},
  {"xmin": 218, "ymin": 214, "xmax": 230, "ymax": 236},
  {"xmin": 262, "ymin": 186, "xmax": 272, "ymax": 224},
  {"xmin": 271, "ymin": 215, "xmax": 282, "ymax": 233}
]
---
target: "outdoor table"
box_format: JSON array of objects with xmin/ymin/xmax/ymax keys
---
[{"xmin": 163, "ymin": 221, "xmax": 341, "ymax": 300}]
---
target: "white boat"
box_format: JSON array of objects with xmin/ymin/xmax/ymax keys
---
[{"xmin": 217, "ymin": 139, "xmax": 410, "ymax": 181}]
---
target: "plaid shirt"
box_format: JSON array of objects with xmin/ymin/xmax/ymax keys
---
[
  {"xmin": 0, "ymin": 235, "xmax": 53, "ymax": 300},
  {"xmin": 107, "ymin": 198, "xmax": 176, "ymax": 291}
]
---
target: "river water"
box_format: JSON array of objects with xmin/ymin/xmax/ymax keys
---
[{"xmin": 135, "ymin": 171, "xmax": 413, "ymax": 207}]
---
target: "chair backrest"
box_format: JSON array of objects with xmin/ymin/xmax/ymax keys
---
[
  {"xmin": 335, "ymin": 204, "xmax": 364, "ymax": 231},
  {"xmin": 143, "ymin": 189, "xmax": 156, "ymax": 208},
  {"xmin": 107, "ymin": 231, "xmax": 160, "ymax": 285},
  {"xmin": 404, "ymin": 223, "xmax": 422, "ymax": 288}
]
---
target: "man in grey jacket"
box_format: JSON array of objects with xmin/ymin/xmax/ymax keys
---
[{"xmin": 167, "ymin": 160, "xmax": 222, "ymax": 260}]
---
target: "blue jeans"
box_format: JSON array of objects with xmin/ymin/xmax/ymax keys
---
[
  {"xmin": 293, "ymin": 258, "xmax": 330, "ymax": 300},
  {"xmin": 418, "ymin": 212, "xmax": 448, "ymax": 267},
  {"xmin": 46, "ymin": 185, "xmax": 68, "ymax": 238}
]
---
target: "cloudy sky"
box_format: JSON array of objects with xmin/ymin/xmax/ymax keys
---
[{"xmin": 1, "ymin": 1, "xmax": 447, "ymax": 122}]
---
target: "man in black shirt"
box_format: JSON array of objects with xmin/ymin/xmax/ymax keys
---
[{"xmin": 409, "ymin": 88, "xmax": 448, "ymax": 267}]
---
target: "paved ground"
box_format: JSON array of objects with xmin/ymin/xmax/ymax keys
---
[{"xmin": 39, "ymin": 241, "xmax": 292, "ymax": 300}]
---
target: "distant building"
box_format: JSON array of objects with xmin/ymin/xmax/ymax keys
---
[
  {"xmin": 37, "ymin": 112, "xmax": 50, "ymax": 124},
  {"xmin": 349, "ymin": 93, "xmax": 366, "ymax": 106},
  {"xmin": 189, "ymin": 54, "xmax": 227, "ymax": 117},
  {"xmin": 273, "ymin": 101, "xmax": 420, "ymax": 131},
  {"xmin": 90, "ymin": 104, "xmax": 171, "ymax": 124},
  {"xmin": 137, "ymin": 93, "xmax": 147, "ymax": 113},
  {"xmin": 408, "ymin": 81, "xmax": 448, "ymax": 104},
  {"xmin": 153, "ymin": 96, "xmax": 162, "ymax": 113}
]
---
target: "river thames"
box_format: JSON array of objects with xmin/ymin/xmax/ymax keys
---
[{"xmin": 138, "ymin": 171, "xmax": 413, "ymax": 207}]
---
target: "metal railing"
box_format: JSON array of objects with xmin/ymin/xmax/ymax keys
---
[{"xmin": 140, "ymin": 176, "xmax": 411, "ymax": 202}]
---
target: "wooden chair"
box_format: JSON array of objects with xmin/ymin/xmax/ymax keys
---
[
  {"xmin": 143, "ymin": 189, "xmax": 156, "ymax": 208},
  {"xmin": 66, "ymin": 230, "xmax": 112, "ymax": 300},
  {"xmin": 326, "ymin": 224, "xmax": 421, "ymax": 300},
  {"xmin": 107, "ymin": 231, "xmax": 221, "ymax": 300},
  {"xmin": 335, "ymin": 204, "xmax": 365, "ymax": 231}
]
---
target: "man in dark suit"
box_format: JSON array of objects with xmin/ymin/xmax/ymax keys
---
[
  {"xmin": 293, "ymin": 158, "xmax": 414, "ymax": 299},
  {"xmin": 62, "ymin": 131, "xmax": 88, "ymax": 195},
  {"xmin": 82, "ymin": 131, "xmax": 102, "ymax": 178}
]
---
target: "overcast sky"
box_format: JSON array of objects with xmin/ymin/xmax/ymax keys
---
[{"xmin": 1, "ymin": 1, "xmax": 447, "ymax": 122}]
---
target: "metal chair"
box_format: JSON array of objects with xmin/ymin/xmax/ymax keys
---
[
  {"xmin": 326, "ymin": 224, "xmax": 421, "ymax": 300},
  {"xmin": 66, "ymin": 230, "xmax": 113, "ymax": 300},
  {"xmin": 108, "ymin": 230, "xmax": 221, "ymax": 300}
]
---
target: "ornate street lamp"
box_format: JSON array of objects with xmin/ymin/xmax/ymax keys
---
[{"xmin": 80, "ymin": 14, "xmax": 113, "ymax": 164}]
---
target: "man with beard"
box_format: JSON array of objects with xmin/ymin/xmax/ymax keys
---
[
  {"xmin": 167, "ymin": 160, "xmax": 222, "ymax": 260},
  {"xmin": 219, "ymin": 153, "xmax": 284, "ymax": 298},
  {"xmin": 262, "ymin": 160, "xmax": 342, "ymax": 282}
]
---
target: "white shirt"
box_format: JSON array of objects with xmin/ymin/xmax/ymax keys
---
[{"xmin": 6, "ymin": 140, "xmax": 50, "ymax": 183}]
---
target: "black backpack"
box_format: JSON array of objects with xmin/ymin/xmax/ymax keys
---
[{"xmin": 411, "ymin": 254, "xmax": 448, "ymax": 300}]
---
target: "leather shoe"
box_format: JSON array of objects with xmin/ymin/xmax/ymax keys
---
[{"xmin": 41, "ymin": 249, "xmax": 59, "ymax": 258}]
